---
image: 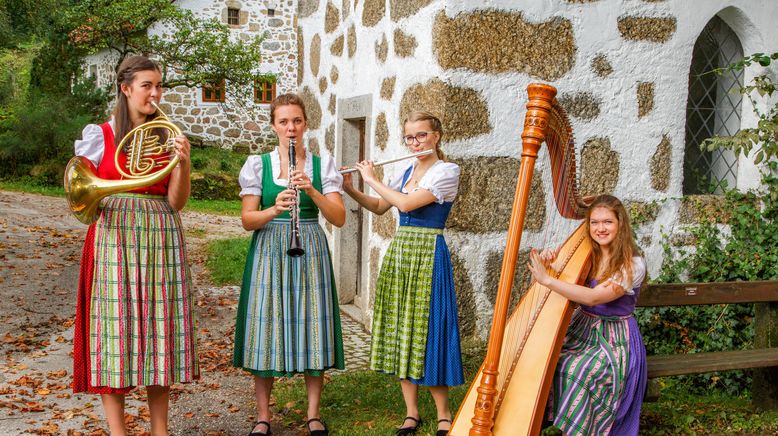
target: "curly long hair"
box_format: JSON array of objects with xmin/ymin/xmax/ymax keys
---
[{"xmin": 586, "ymin": 194, "xmax": 641, "ymax": 288}]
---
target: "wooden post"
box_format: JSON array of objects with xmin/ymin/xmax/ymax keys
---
[{"xmin": 753, "ymin": 302, "xmax": 778, "ymax": 410}]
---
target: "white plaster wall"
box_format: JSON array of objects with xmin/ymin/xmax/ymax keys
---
[{"xmin": 299, "ymin": 0, "xmax": 778, "ymax": 335}]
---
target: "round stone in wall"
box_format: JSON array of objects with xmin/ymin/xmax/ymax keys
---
[
  {"xmin": 298, "ymin": 0, "xmax": 320, "ymax": 18},
  {"xmin": 319, "ymin": 76, "xmax": 328, "ymax": 94},
  {"xmin": 325, "ymin": 1, "xmax": 340, "ymax": 33},
  {"xmin": 299, "ymin": 87, "xmax": 322, "ymax": 130},
  {"xmin": 375, "ymin": 112, "xmax": 389, "ymax": 151},
  {"xmin": 617, "ymin": 15, "xmax": 677, "ymax": 42},
  {"xmin": 393, "ymin": 29, "xmax": 417, "ymax": 58},
  {"xmin": 310, "ymin": 33, "xmax": 321, "ymax": 77},
  {"xmin": 558, "ymin": 92, "xmax": 601, "ymax": 121},
  {"xmin": 380, "ymin": 76, "xmax": 396, "ymax": 100},
  {"xmin": 450, "ymin": 251, "xmax": 477, "ymax": 338},
  {"xmin": 389, "ymin": 0, "xmax": 435, "ymax": 21},
  {"xmin": 399, "ymin": 78, "xmax": 491, "ymax": 141},
  {"xmin": 650, "ymin": 134, "xmax": 671, "ymax": 192},
  {"xmin": 328, "ymin": 94, "xmax": 336, "ymax": 115},
  {"xmin": 433, "ymin": 10, "xmax": 576, "ymax": 81},
  {"xmin": 375, "ymin": 34, "xmax": 388, "ymax": 63},
  {"xmin": 362, "ymin": 0, "xmax": 386, "ymax": 27},
  {"xmin": 591, "ymin": 53, "xmax": 613, "ymax": 77},
  {"xmin": 330, "ymin": 66, "xmax": 339, "ymax": 84},
  {"xmin": 330, "ymin": 34, "xmax": 345, "ymax": 56},
  {"xmin": 580, "ymin": 137, "xmax": 620, "ymax": 196},
  {"xmin": 637, "ymin": 81, "xmax": 654, "ymax": 118},
  {"xmin": 347, "ymin": 24, "xmax": 357, "ymax": 58},
  {"xmin": 297, "ymin": 27, "xmax": 305, "ymax": 85}
]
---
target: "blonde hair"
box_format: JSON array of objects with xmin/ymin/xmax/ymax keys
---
[
  {"xmin": 586, "ymin": 195, "xmax": 641, "ymax": 288},
  {"xmin": 403, "ymin": 111, "xmax": 445, "ymax": 160}
]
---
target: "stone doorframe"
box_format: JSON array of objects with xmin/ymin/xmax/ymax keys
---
[{"xmin": 333, "ymin": 94, "xmax": 373, "ymax": 325}]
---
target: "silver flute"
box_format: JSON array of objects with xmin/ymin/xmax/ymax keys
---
[
  {"xmin": 338, "ymin": 149, "xmax": 434, "ymax": 174},
  {"xmin": 287, "ymin": 138, "xmax": 304, "ymax": 257}
]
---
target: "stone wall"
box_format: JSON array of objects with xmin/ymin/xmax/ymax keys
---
[
  {"xmin": 83, "ymin": 0, "xmax": 298, "ymax": 152},
  {"xmin": 291, "ymin": 0, "xmax": 778, "ymax": 338}
]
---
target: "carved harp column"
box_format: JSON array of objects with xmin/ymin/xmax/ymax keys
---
[
  {"xmin": 450, "ymin": 83, "xmax": 591, "ymax": 436},
  {"xmin": 468, "ymin": 84, "xmax": 556, "ymax": 435}
]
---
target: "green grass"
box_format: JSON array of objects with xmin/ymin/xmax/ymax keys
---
[
  {"xmin": 190, "ymin": 145, "xmax": 247, "ymax": 175},
  {"xmin": 184, "ymin": 198, "xmax": 242, "ymax": 215},
  {"xmin": 641, "ymin": 389, "xmax": 778, "ymax": 435},
  {"xmin": 0, "ymin": 179, "xmax": 64, "ymax": 196},
  {"xmin": 271, "ymin": 338, "xmax": 486, "ymax": 435},
  {"xmin": 204, "ymin": 237, "xmax": 252, "ymax": 286}
]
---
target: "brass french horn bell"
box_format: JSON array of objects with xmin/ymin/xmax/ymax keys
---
[{"xmin": 64, "ymin": 102, "xmax": 182, "ymax": 224}]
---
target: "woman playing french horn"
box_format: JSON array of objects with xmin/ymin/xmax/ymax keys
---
[
  {"xmin": 233, "ymin": 93, "xmax": 345, "ymax": 436},
  {"xmin": 71, "ymin": 55, "xmax": 198, "ymax": 436}
]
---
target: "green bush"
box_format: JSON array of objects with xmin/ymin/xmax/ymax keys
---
[
  {"xmin": 0, "ymin": 77, "xmax": 108, "ymax": 184},
  {"xmin": 638, "ymin": 165, "xmax": 778, "ymax": 395}
]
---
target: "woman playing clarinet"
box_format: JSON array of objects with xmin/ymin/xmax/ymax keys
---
[
  {"xmin": 233, "ymin": 93, "xmax": 345, "ymax": 436},
  {"xmin": 342, "ymin": 111, "xmax": 463, "ymax": 436}
]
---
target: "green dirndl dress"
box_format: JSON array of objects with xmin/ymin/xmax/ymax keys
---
[{"xmin": 233, "ymin": 153, "xmax": 344, "ymax": 376}]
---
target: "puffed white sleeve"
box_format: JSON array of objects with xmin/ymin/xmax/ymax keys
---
[
  {"xmin": 418, "ymin": 162, "xmax": 461, "ymax": 203},
  {"xmin": 319, "ymin": 152, "xmax": 344, "ymax": 195},
  {"xmin": 611, "ymin": 257, "xmax": 646, "ymax": 295},
  {"xmin": 238, "ymin": 156, "xmax": 263, "ymax": 197},
  {"xmin": 74, "ymin": 124, "xmax": 105, "ymax": 167}
]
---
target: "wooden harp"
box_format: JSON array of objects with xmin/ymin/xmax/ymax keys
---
[{"xmin": 450, "ymin": 83, "xmax": 592, "ymax": 436}]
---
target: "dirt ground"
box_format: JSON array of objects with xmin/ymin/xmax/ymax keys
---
[{"xmin": 0, "ymin": 190, "xmax": 329, "ymax": 435}]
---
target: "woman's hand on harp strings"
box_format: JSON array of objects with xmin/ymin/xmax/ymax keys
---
[{"xmin": 527, "ymin": 248, "xmax": 555, "ymax": 287}]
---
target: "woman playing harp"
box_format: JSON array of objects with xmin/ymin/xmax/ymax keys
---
[
  {"xmin": 528, "ymin": 194, "xmax": 647, "ymax": 436},
  {"xmin": 450, "ymin": 84, "xmax": 603, "ymax": 435}
]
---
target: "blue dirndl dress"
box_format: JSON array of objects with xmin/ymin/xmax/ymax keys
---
[{"xmin": 369, "ymin": 165, "xmax": 464, "ymax": 386}]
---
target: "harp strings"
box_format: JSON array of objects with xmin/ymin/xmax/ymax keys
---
[{"xmin": 492, "ymin": 102, "xmax": 581, "ymax": 411}]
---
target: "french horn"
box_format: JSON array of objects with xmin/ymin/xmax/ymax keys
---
[{"xmin": 64, "ymin": 102, "xmax": 182, "ymax": 224}]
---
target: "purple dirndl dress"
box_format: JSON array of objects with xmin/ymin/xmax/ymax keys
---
[{"xmin": 548, "ymin": 257, "xmax": 647, "ymax": 436}]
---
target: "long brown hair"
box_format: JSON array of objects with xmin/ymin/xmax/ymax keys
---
[
  {"xmin": 586, "ymin": 195, "xmax": 640, "ymax": 288},
  {"xmin": 403, "ymin": 111, "xmax": 445, "ymax": 160},
  {"xmin": 112, "ymin": 56, "xmax": 162, "ymax": 143},
  {"xmin": 270, "ymin": 93, "xmax": 308, "ymax": 124}
]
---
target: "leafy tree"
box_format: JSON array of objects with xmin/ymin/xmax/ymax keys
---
[
  {"xmin": 64, "ymin": 0, "xmax": 271, "ymax": 107},
  {"xmin": 703, "ymin": 52, "xmax": 778, "ymax": 165}
]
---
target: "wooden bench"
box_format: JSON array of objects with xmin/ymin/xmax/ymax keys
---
[{"xmin": 636, "ymin": 280, "xmax": 778, "ymax": 406}]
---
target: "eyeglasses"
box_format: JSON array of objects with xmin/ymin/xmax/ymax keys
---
[{"xmin": 403, "ymin": 131, "xmax": 435, "ymax": 145}]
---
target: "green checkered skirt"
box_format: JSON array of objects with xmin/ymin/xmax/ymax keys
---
[
  {"xmin": 370, "ymin": 226, "xmax": 439, "ymax": 379},
  {"xmin": 89, "ymin": 194, "xmax": 198, "ymax": 388}
]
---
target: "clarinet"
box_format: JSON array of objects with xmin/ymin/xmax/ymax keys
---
[{"xmin": 287, "ymin": 138, "xmax": 305, "ymax": 257}]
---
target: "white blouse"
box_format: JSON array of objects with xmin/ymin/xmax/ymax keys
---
[
  {"xmin": 74, "ymin": 120, "xmax": 116, "ymax": 166},
  {"xmin": 387, "ymin": 159, "xmax": 460, "ymax": 204},
  {"xmin": 607, "ymin": 257, "xmax": 646, "ymax": 295},
  {"xmin": 238, "ymin": 147, "xmax": 344, "ymax": 197}
]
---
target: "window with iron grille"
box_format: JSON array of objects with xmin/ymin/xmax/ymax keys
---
[
  {"xmin": 227, "ymin": 8, "xmax": 240, "ymax": 26},
  {"xmin": 683, "ymin": 15, "xmax": 743, "ymax": 195},
  {"xmin": 254, "ymin": 79, "xmax": 276, "ymax": 104},
  {"xmin": 202, "ymin": 80, "xmax": 226, "ymax": 103}
]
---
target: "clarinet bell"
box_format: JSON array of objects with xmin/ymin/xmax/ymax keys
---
[{"xmin": 287, "ymin": 233, "xmax": 305, "ymax": 257}]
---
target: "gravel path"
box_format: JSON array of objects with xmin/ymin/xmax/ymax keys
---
[{"xmin": 0, "ymin": 191, "xmax": 371, "ymax": 435}]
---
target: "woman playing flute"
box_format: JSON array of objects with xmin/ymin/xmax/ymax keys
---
[
  {"xmin": 233, "ymin": 93, "xmax": 346, "ymax": 436},
  {"xmin": 342, "ymin": 111, "xmax": 463, "ymax": 436}
]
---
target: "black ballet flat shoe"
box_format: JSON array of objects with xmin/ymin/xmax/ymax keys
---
[
  {"xmin": 248, "ymin": 420, "xmax": 272, "ymax": 436},
  {"xmin": 396, "ymin": 416, "xmax": 423, "ymax": 436},
  {"xmin": 436, "ymin": 418, "xmax": 452, "ymax": 436},
  {"xmin": 306, "ymin": 417, "xmax": 329, "ymax": 436}
]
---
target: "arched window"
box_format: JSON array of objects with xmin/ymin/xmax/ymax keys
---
[{"xmin": 683, "ymin": 15, "xmax": 743, "ymax": 195}]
